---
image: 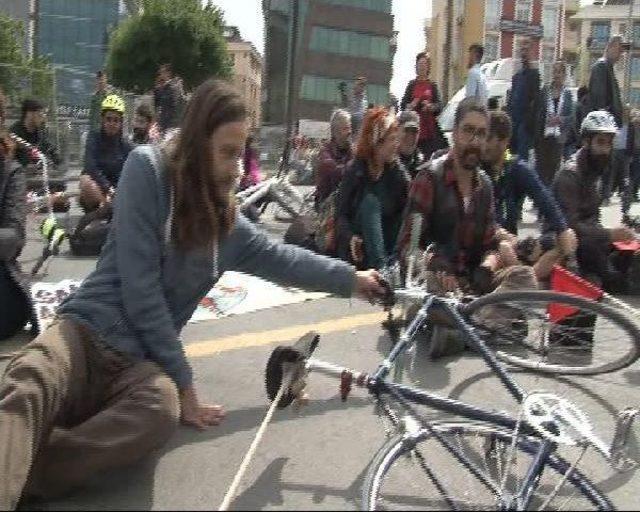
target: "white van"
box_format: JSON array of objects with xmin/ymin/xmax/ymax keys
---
[{"xmin": 439, "ymin": 58, "xmax": 577, "ymax": 144}]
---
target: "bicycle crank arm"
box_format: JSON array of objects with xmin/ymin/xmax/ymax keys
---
[{"xmin": 609, "ymin": 408, "xmax": 639, "ymax": 472}]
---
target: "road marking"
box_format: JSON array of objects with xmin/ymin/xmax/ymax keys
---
[{"xmin": 186, "ymin": 311, "xmax": 387, "ymax": 358}]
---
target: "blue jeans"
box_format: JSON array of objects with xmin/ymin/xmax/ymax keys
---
[
  {"xmin": 355, "ymin": 193, "xmax": 401, "ymax": 270},
  {"xmin": 511, "ymin": 122, "xmax": 532, "ymax": 161}
]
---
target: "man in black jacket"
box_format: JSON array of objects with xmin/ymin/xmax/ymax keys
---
[
  {"xmin": 553, "ymin": 110, "xmax": 639, "ymax": 293},
  {"xmin": 507, "ymin": 37, "xmax": 541, "ymax": 160},
  {"xmin": 10, "ymin": 99, "xmax": 61, "ymax": 169},
  {"xmin": 588, "ymin": 35, "xmax": 625, "ymax": 127}
]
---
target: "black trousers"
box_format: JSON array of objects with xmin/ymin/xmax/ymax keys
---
[{"xmin": 0, "ymin": 262, "xmax": 30, "ymax": 340}]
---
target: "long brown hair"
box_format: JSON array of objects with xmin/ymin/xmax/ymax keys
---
[{"xmin": 164, "ymin": 79, "xmax": 247, "ymax": 250}]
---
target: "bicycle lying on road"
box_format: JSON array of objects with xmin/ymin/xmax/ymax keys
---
[{"xmin": 265, "ymin": 282, "xmax": 640, "ymax": 510}]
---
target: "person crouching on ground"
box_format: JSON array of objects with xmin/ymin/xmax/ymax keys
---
[{"xmin": 335, "ymin": 107, "xmax": 409, "ymax": 270}]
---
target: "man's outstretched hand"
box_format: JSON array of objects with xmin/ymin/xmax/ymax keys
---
[
  {"xmin": 354, "ymin": 270, "xmax": 387, "ymax": 304},
  {"xmin": 180, "ymin": 386, "xmax": 226, "ymax": 431}
]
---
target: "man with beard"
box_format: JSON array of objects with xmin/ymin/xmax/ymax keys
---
[
  {"xmin": 553, "ymin": 110, "xmax": 640, "ymax": 293},
  {"xmin": 397, "ymin": 98, "xmax": 500, "ymax": 294},
  {"xmin": 130, "ymin": 103, "xmax": 160, "ymax": 146}
]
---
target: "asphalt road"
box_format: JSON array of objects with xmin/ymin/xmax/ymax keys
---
[{"xmin": 3, "ymin": 196, "xmax": 640, "ymax": 510}]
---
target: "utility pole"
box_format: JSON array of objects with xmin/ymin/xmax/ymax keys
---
[
  {"xmin": 278, "ymin": 0, "xmax": 300, "ymax": 177},
  {"xmin": 624, "ymin": 0, "xmax": 635, "ymax": 104},
  {"xmin": 442, "ymin": 0, "xmax": 454, "ymax": 103}
]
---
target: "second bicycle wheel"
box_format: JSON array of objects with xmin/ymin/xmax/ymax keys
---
[
  {"xmin": 463, "ymin": 290, "xmax": 640, "ymax": 375},
  {"xmin": 362, "ymin": 422, "xmax": 612, "ymax": 511}
]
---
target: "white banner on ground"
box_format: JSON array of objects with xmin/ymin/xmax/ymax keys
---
[{"xmin": 31, "ymin": 272, "xmax": 328, "ymax": 331}]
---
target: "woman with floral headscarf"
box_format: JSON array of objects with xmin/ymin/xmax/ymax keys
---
[{"xmin": 335, "ymin": 107, "xmax": 409, "ymax": 269}]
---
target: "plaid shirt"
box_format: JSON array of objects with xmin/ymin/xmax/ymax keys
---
[{"xmin": 398, "ymin": 154, "xmax": 498, "ymax": 275}]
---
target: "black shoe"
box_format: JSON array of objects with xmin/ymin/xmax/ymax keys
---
[{"xmin": 627, "ymin": 252, "xmax": 640, "ymax": 295}]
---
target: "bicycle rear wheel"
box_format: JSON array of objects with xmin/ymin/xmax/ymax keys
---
[
  {"xmin": 362, "ymin": 422, "xmax": 612, "ymax": 511},
  {"xmin": 464, "ymin": 290, "xmax": 640, "ymax": 375}
]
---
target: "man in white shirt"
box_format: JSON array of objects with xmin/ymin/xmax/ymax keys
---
[{"xmin": 465, "ymin": 44, "xmax": 489, "ymax": 107}]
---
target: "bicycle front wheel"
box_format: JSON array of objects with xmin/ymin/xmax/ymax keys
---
[
  {"xmin": 464, "ymin": 290, "xmax": 640, "ymax": 375},
  {"xmin": 362, "ymin": 422, "xmax": 612, "ymax": 511}
]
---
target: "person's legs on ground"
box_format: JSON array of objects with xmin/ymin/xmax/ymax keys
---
[
  {"xmin": 0, "ymin": 320, "xmax": 89, "ymax": 510},
  {"xmin": 356, "ymin": 192, "xmax": 387, "ymax": 270},
  {"xmin": 516, "ymin": 123, "xmax": 532, "ymax": 162},
  {"xmin": 26, "ymin": 356, "xmax": 179, "ymax": 500},
  {"xmin": 78, "ymin": 175, "xmax": 105, "ymax": 213},
  {"xmin": 0, "ymin": 263, "xmax": 31, "ymax": 341}
]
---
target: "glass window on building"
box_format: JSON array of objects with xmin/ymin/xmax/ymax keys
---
[
  {"xmin": 485, "ymin": 0, "xmax": 501, "ymax": 29},
  {"xmin": 541, "ymin": 46, "xmax": 556, "ymax": 83},
  {"xmin": 515, "ymin": 0, "xmax": 532, "ymax": 23},
  {"xmin": 630, "ymin": 88, "xmax": 640, "ymax": 107},
  {"xmin": 484, "ymin": 33, "xmax": 499, "ymax": 62},
  {"xmin": 542, "ymin": 6, "xmax": 558, "ymax": 41},
  {"xmin": 309, "ymin": 26, "xmax": 391, "ymax": 61},
  {"xmin": 634, "ymin": 22, "xmax": 640, "ymax": 47},
  {"xmin": 590, "ymin": 22, "xmax": 611, "ymax": 48},
  {"xmin": 300, "ymin": 75, "xmax": 388, "ymax": 105},
  {"xmin": 318, "ymin": 0, "xmax": 392, "ymax": 13},
  {"xmin": 631, "ymin": 55, "xmax": 640, "ymax": 82}
]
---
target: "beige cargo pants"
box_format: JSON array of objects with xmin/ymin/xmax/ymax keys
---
[{"xmin": 0, "ymin": 318, "xmax": 180, "ymax": 510}]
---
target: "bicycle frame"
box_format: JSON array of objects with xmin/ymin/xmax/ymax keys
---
[{"xmin": 306, "ymin": 293, "xmax": 609, "ymax": 510}]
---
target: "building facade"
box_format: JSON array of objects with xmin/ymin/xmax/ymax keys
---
[
  {"xmin": 430, "ymin": 0, "xmax": 565, "ymax": 100},
  {"xmin": 37, "ymin": 0, "xmax": 122, "ymax": 108},
  {"xmin": 262, "ymin": 0, "xmax": 395, "ymax": 124},
  {"xmin": 224, "ymin": 26, "xmax": 264, "ymax": 130},
  {"xmin": 571, "ymin": 0, "xmax": 640, "ymax": 106}
]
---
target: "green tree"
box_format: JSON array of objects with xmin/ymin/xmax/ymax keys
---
[
  {"xmin": 107, "ymin": 0, "xmax": 232, "ymax": 94},
  {"xmin": 0, "ymin": 13, "xmax": 54, "ymax": 105}
]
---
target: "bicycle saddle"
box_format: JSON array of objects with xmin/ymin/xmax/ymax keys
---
[{"xmin": 265, "ymin": 331, "xmax": 320, "ymax": 409}]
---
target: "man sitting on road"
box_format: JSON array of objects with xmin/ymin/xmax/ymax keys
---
[
  {"xmin": 481, "ymin": 111, "xmax": 575, "ymax": 241},
  {"xmin": 314, "ymin": 110, "xmax": 354, "ymax": 209},
  {"xmin": 79, "ymin": 94, "xmax": 133, "ymax": 214},
  {"xmin": 552, "ymin": 110, "xmax": 640, "ymax": 293},
  {"xmin": 11, "ymin": 99, "xmax": 61, "ymax": 170},
  {"xmin": 396, "ymin": 110, "xmax": 424, "ymax": 180},
  {"xmin": 397, "ymin": 98, "xmax": 508, "ymax": 295}
]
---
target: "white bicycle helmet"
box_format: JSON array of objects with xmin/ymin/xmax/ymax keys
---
[{"xmin": 580, "ymin": 110, "xmax": 618, "ymax": 137}]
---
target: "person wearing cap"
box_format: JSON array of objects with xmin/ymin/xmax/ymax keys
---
[
  {"xmin": 314, "ymin": 109, "xmax": 354, "ymax": 208},
  {"xmin": 397, "ymin": 110, "xmax": 424, "ymax": 180},
  {"xmin": 335, "ymin": 107, "xmax": 408, "ymax": 269},
  {"xmin": 552, "ymin": 110, "xmax": 640, "ymax": 293},
  {"xmin": 79, "ymin": 94, "xmax": 133, "ymax": 213}
]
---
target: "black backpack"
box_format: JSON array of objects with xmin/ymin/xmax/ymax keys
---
[{"xmin": 69, "ymin": 217, "xmax": 110, "ymax": 257}]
